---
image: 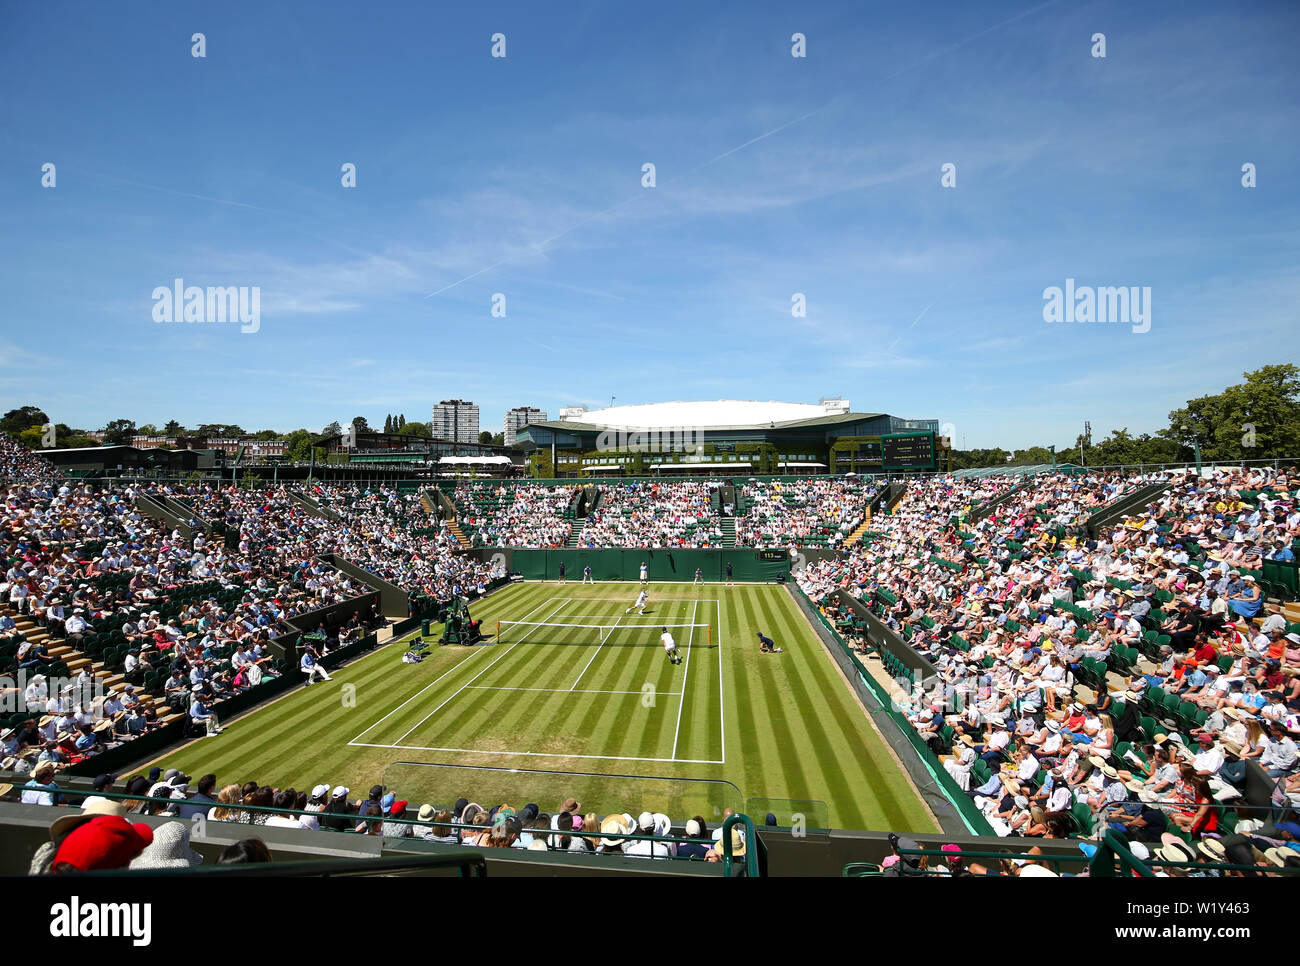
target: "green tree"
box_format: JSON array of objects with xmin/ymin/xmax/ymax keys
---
[
  {"xmin": 1165, "ymin": 365, "xmax": 1300, "ymax": 461},
  {"xmin": 163, "ymin": 419, "xmax": 185, "ymax": 436},
  {"xmin": 400, "ymin": 421, "xmax": 428, "ymax": 438},
  {"xmin": 284, "ymin": 429, "xmax": 314, "ymax": 461},
  {"xmin": 18, "ymin": 426, "xmax": 46, "ymax": 450},
  {"xmin": 137, "ymin": 423, "xmax": 159, "ymax": 435},
  {"xmin": 102, "ymin": 419, "xmax": 136, "ymax": 445},
  {"xmin": 1, "ymin": 406, "xmax": 49, "ymax": 436},
  {"xmin": 1010, "ymin": 446, "xmax": 1055, "ymax": 466},
  {"xmin": 479, "ymin": 431, "xmax": 493, "ymax": 445},
  {"xmin": 321, "ymin": 421, "xmax": 342, "ymax": 438}
]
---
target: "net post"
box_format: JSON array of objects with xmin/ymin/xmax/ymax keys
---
[{"xmin": 495, "ymin": 620, "xmax": 500, "ymax": 642}]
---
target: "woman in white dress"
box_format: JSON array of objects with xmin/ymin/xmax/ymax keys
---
[{"xmin": 944, "ymin": 735, "xmax": 976, "ymax": 791}]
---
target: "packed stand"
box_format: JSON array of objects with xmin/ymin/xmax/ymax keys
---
[
  {"xmin": 578, "ymin": 480, "xmax": 724, "ymax": 548},
  {"xmin": 797, "ymin": 467, "xmax": 1300, "ymax": 866},
  {"xmin": 452, "ymin": 482, "xmax": 576, "ymax": 548},
  {"xmin": 736, "ymin": 477, "xmax": 878, "ymax": 549},
  {"xmin": 0, "ymin": 432, "xmax": 60, "ymax": 484}
]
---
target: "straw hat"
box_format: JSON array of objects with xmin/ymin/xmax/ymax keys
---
[
  {"xmin": 50, "ymin": 797, "xmax": 127, "ymax": 841},
  {"xmin": 1264, "ymin": 846, "xmax": 1297, "ymax": 868},
  {"xmin": 1157, "ymin": 833, "xmax": 1197, "ymax": 864},
  {"xmin": 713, "ymin": 826, "xmax": 746, "ymax": 857},
  {"xmin": 1197, "ymin": 838, "xmax": 1227, "ymax": 861},
  {"xmin": 599, "ymin": 814, "xmax": 630, "ymax": 848}
]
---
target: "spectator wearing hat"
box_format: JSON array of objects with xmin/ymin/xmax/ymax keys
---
[
  {"xmin": 625, "ymin": 812, "xmax": 673, "ymax": 858},
  {"xmin": 676, "ymin": 817, "xmax": 710, "ymax": 859},
  {"xmin": 25, "ymin": 796, "xmax": 118, "ymax": 873},
  {"xmin": 381, "ymin": 800, "xmax": 413, "ymax": 838},
  {"xmin": 300, "ymin": 642, "xmax": 332, "ymax": 685},
  {"xmin": 322, "ymin": 785, "xmax": 355, "ymax": 831},
  {"xmin": 598, "ymin": 814, "xmax": 631, "ymax": 853},
  {"xmin": 188, "ymin": 686, "xmax": 223, "ymax": 737},
  {"xmin": 130, "ymin": 820, "xmax": 203, "ymax": 869},
  {"xmin": 48, "ymin": 814, "xmax": 153, "ymax": 873},
  {"xmin": 417, "ymin": 806, "xmax": 460, "ymax": 844},
  {"xmin": 21, "ymin": 761, "xmax": 60, "ymax": 806},
  {"xmin": 1154, "ymin": 832, "xmax": 1200, "ymax": 874}
]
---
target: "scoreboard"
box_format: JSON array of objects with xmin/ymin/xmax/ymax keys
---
[{"xmin": 882, "ymin": 432, "xmax": 936, "ymax": 470}]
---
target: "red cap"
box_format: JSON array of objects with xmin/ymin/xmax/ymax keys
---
[{"xmin": 52, "ymin": 815, "xmax": 154, "ymax": 871}]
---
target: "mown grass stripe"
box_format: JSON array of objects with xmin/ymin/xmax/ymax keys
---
[{"xmin": 147, "ymin": 582, "xmax": 936, "ymax": 832}]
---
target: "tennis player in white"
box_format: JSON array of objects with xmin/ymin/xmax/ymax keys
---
[
  {"xmin": 626, "ymin": 589, "xmax": 649, "ymax": 614},
  {"xmin": 660, "ymin": 627, "xmax": 681, "ymax": 665},
  {"xmin": 639, "ymin": 561, "xmax": 649, "ymax": 584}
]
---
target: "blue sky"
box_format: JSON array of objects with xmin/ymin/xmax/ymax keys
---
[{"xmin": 1, "ymin": 0, "xmax": 1296, "ymax": 447}]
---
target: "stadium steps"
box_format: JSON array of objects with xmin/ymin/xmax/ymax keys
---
[
  {"xmin": 6, "ymin": 609, "xmax": 113, "ymax": 684},
  {"xmin": 844, "ymin": 512, "xmax": 874, "ymax": 546},
  {"xmin": 566, "ymin": 520, "xmax": 586, "ymax": 548},
  {"xmin": 883, "ymin": 482, "xmax": 908, "ymax": 515},
  {"xmin": 446, "ymin": 520, "xmax": 471, "ymax": 549},
  {"xmin": 969, "ymin": 483, "xmax": 1024, "ymax": 523},
  {"xmin": 419, "ymin": 491, "xmax": 436, "ymax": 515},
  {"xmin": 290, "ymin": 489, "xmax": 341, "ymax": 522},
  {"xmin": 720, "ymin": 517, "xmax": 736, "ymax": 547},
  {"xmin": 1084, "ymin": 480, "xmax": 1173, "ymax": 538}
]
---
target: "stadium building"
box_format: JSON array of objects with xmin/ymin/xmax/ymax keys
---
[{"xmin": 516, "ymin": 399, "xmax": 947, "ymax": 477}]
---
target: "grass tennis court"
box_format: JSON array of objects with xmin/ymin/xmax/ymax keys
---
[{"xmin": 146, "ymin": 582, "xmax": 937, "ymax": 832}]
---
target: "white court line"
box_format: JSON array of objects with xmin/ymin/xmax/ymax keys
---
[
  {"xmin": 388, "ymin": 598, "xmax": 571, "ymax": 745},
  {"xmin": 346, "ymin": 592, "xmax": 558, "ymax": 745},
  {"xmin": 718, "ymin": 595, "xmax": 726, "ymax": 764},
  {"xmin": 568, "ymin": 612, "xmax": 624, "ymax": 691},
  {"xmin": 671, "ymin": 600, "xmax": 698, "ymax": 759},
  {"xmin": 347, "ymin": 741, "xmax": 723, "ymax": 766},
  {"xmin": 466, "ymin": 685, "xmax": 682, "ymax": 696},
  {"xmin": 356, "ymin": 596, "xmax": 727, "ymax": 764}
]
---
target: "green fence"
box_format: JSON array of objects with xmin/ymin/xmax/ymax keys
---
[{"xmin": 465, "ymin": 548, "xmax": 791, "ymax": 583}]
